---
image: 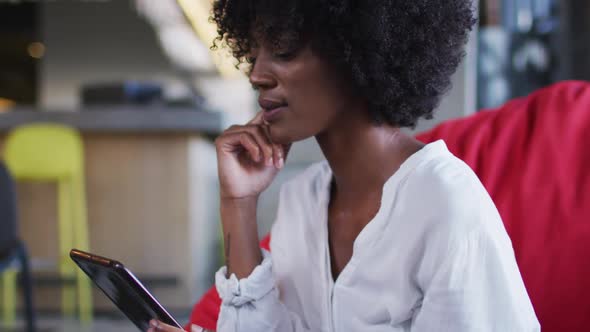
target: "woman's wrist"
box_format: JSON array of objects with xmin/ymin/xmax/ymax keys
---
[
  {"xmin": 220, "ymin": 194, "xmax": 262, "ymax": 278},
  {"xmin": 220, "ymin": 196, "xmax": 258, "ymax": 225},
  {"xmin": 220, "ymin": 195, "xmax": 259, "ymax": 207}
]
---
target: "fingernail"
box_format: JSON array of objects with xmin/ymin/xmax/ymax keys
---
[
  {"xmin": 278, "ymin": 157, "xmax": 284, "ymax": 169},
  {"xmin": 266, "ymin": 157, "xmax": 273, "ymax": 166},
  {"xmin": 150, "ymin": 320, "xmax": 159, "ymax": 328}
]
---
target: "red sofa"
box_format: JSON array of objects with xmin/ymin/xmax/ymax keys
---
[{"xmin": 187, "ymin": 81, "xmax": 590, "ymax": 331}]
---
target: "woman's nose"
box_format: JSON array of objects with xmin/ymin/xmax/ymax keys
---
[{"xmin": 249, "ymin": 60, "xmax": 277, "ymax": 90}]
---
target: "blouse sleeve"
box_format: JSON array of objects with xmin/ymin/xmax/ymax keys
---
[
  {"xmin": 215, "ymin": 250, "xmax": 313, "ymax": 332},
  {"xmin": 411, "ymin": 228, "xmax": 540, "ymax": 332}
]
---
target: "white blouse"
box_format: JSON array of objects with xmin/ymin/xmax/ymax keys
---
[{"xmin": 214, "ymin": 140, "xmax": 540, "ymax": 332}]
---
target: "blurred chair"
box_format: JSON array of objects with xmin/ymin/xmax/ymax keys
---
[
  {"xmin": 3, "ymin": 124, "xmax": 92, "ymax": 323},
  {"xmin": 0, "ymin": 161, "xmax": 36, "ymax": 332}
]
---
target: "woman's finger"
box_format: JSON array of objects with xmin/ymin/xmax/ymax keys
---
[
  {"xmin": 224, "ymin": 125, "xmax": 275, "ymax": 167},
  {"xmin": 247, "ymin": 110, "xmax": 265, "ymax": 125},
  {"xmin": 148, "ymin": 319, "xmax": 184, "ymax": 332},
  {"xmin": 226, "ymin": 111, "xmax": 285, "ymax": 168},
  {"xmin": 220, "ymin": 132, "xmax": 263, "ymax": 164},
  {"xmin": 257, "ymin": 124, "xmax": 285, "ymax": 168},
  {"xmin": 190, "ymin": 324, "xmax": 214, "ymax": 332},
  {"xmin": 271, "ymin": 143, "xmax": 284, "ymax": 168}
]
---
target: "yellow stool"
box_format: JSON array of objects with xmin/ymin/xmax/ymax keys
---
[
  {"xmin": 1, "ymin": 270, "xmax": 17, "ymax": 325},
  {"xmin": 2, "ymin": 123, "xmax": 92, "ymax": 323}
]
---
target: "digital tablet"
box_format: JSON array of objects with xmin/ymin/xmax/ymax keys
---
[{"xmin": 70, "ymin": 249, "xmax": 183, "ymax": 331}]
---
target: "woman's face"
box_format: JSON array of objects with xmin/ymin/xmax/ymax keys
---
[{"xmin": 249, "ymin": 42, "xmax": 360, "ymax": 144}]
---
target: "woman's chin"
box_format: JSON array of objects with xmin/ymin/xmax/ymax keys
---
[
  {"xmin": 268, "ymin": 129, "xmax": 291, "ymax": 145},
  {"xmin": 268, "ymin": 125, "xmax": 303, "ymax": 145}
]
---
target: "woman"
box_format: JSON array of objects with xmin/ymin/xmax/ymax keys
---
[{"xmin": 149, "ymin": 0, "xmax": 539, "ymax": 331}]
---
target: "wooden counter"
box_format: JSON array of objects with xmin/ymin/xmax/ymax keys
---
[{"xmin": 0, "ymin": 107, "xmax": 222, "ymax": 134}]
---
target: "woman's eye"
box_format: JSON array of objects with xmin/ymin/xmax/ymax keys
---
[
  {"xmin": 274, "ymin": 51, "xmax": 295, "ymax": 60},
  {"xmin": 246, "ymin": 56, "xmax": 257, "ymax": 64}
]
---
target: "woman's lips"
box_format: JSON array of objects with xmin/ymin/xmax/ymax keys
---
[
  {"xmin": 259, "ymin": 98, "xmax": 288, "ymax": 123},
  {"xmin": 263, "ymin": 106, "xmax": 287, "ymax": 122}
]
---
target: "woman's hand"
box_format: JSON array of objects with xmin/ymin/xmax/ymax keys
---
[
  {"xmin": 215, "ymin": 111, "xmax": 291, "ymax": 200},
  {"xmin": 147, "ymin": 319, "xmax": 213, "ymax": 332}
]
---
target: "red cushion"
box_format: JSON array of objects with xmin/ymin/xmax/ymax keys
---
[
  {"xmin": 187, "ymin": 81, "xmax": 590, "ymax": 331},
  {"xmin": 416, "ymin": 80, "xmax": 590, "ymax": 332}
]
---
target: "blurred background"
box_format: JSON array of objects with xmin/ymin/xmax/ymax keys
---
[{"xmin": 0, "ymin": 0, "xmax": 588, "ymax": 331}]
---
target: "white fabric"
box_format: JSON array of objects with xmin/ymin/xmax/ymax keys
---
[{"xmin": 215, "ymin": 140, "xmax": 540, "ymax": 332}]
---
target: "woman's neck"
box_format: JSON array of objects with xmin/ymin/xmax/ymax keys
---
[{"xmin": 315, "ymin": 109, "xmax": 424, "ymax": 201}]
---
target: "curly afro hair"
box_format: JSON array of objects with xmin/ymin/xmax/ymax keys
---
[{"xmin": 211, "ymin": 0, "xmax": 476, "ymax": 128}]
